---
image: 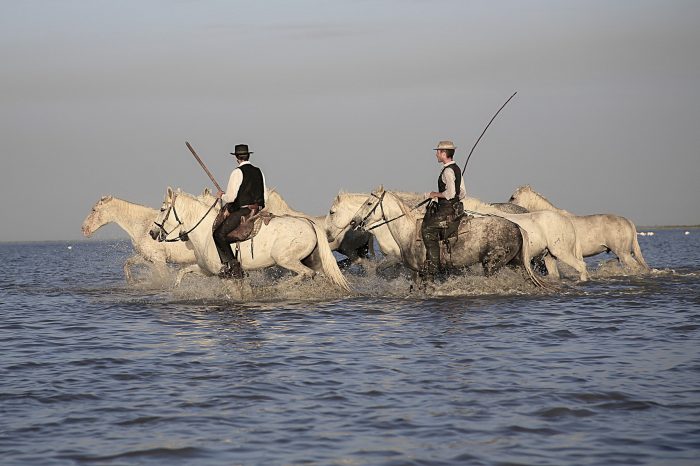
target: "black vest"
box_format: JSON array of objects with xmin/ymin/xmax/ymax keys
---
[
  {"xmin": 230, "ymin": 164, "xmax": 265, "ymax": 210},
  {"xmin": 437, "ymin": 163, "xmax": 462, "ymax": 207}
]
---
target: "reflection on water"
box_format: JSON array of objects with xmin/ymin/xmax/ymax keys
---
[{"xmin": 1, "ymin": 230, "xmax": 699, "ymax": 465}]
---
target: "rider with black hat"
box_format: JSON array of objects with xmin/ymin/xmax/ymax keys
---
[{"xmin": 214, "ymin": 144, "xmax": 267, "ymax": 279}]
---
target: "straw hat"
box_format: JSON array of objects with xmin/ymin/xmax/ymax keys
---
[{"xmin": 434, "ymin": 140, "xmax": 456, "ymax": 150}]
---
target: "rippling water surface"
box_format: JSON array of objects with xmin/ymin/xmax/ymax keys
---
[{"xmin": 1, "ymin": 229, "xmax": 699, "ymax": 465}]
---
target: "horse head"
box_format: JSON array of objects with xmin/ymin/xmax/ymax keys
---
[
  {"xmin": 349, "ymin": 186, "xmax": 389, "ymax": 231},
  {"xmin": 81, "ymin": 195, "xmax": 114, "ymax": 237},
  {"xmin": 508, "ymin": 184, "xmax": 533, "ymax": 203},
  {"xmin": 150, "ymin": 187, "xmax": 182, "ymax": 242}
]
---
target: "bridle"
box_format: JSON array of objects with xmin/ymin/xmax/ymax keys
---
[
  {"xmin": 153, "ymin": 192, "xmax": 219, "ymax": 242},
  {"xmin": 350, "ymin": 190, "xmax": 387, "ymax": 231},
  {"xmin": 351, "ymin": 190, "xmax": 431, "ymax": 232}
]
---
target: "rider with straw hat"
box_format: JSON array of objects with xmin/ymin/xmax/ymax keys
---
[{"xmin": 421, "ymin": 140, "xmax": 466, "ymax": 283}]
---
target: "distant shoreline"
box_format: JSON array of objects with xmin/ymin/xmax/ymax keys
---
[
  {"xmin": 638, "ymin": 225, "xmax": 700, "ymax": 231},
  {"xmin": 1, "ymin": 225, "xmax": 699, "ymax": 244}
]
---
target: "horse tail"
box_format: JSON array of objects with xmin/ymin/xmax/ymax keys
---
[
  {"xmin": 515, "ymin": 224, "xmax": 549, "ymax": 288},
  {"xmin": 628, "ymin": 219, "xmax": 650, "ymax": 270},
  {"xmin": 309, "ymin": 221, "xmax": 351, "ymax": 291}
]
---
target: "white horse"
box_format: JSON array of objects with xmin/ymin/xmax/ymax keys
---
[
  {"xmin": 265, "ymin": 189, "xmax": 375, "ymax": 266},
  {"xmin": 82, "ymin": 195, "xmax": 198, "ymax": 282},
  {"xmin": 509, "ymin": 185, "xmax": 649, "ymax": 270},
  {"xmin": 150, "ymin": 188, "xmax": 350, "ymax": 291},
  {"xmin": 329, "ymin": 187, "xmax": 589, "ymax": 285},
  {"xmin": 326, "ymin": 187, "xmax": 555, "ymax": 287},
  {"xmin": 325, "ymin": 190, "xmax": 532, "ymax": 275}
]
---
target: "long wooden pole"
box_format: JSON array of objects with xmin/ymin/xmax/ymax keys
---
[{"xmin": 185, "ymin": 141, "xmax": 223, "ymax": 193}]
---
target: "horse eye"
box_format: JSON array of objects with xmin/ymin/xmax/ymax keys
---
[
  {"xmin": 366, "ymin": 202, "xmax": 373, "ymax": 206},
  {"xmin": 329, "ymin": 210, "xmax": 335, "ymax": 215}
]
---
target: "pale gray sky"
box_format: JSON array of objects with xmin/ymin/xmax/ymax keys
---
[{"xmin": 1, "ymin": 0, "xmax": 698, "ymax": 241}]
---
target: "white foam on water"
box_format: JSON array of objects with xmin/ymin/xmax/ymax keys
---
[
  {"xmin": 151, "ymin": 262, "xmax": 554, "ymax": 302},
  {"xmin": 122, "ymin": 257, "xmax": 673, "ymax": 303},
  {"xmin": 167, "ymin": 269, "xmax": 350, "ymax": 303}
]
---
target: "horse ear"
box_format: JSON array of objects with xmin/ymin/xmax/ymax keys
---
[
  {"xmin": 202, "ymin": 187, "xmax": 211, "ymax": 195},
  {"xmin": 166, "ymin": 186, "xmax": 174, "ymax": 200}
]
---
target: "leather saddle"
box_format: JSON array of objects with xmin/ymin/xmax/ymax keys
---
[
  {"xmin": 416, "ymin": 215, "xmax": 474, "ymax": 266},
  {"xmin": 212, "ymin": 206, "xmax": 274, "ymax": 243}
]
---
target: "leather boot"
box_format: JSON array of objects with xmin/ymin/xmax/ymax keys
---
[
  {"xmin": 228, "ymin": 260, "xmax": 244, "ymax": 279},
  {"xmin": 420, "ymin": 260, "xmax": 437, "ymax": 283},
  {"xmin": 218, "ymin": 260, "xmax": 244, "ymax": 279}
]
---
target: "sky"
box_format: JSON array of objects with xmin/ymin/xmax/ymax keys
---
[{"xmin": 1, "ymin": 0, "xmax": 699, "ymax": 242}]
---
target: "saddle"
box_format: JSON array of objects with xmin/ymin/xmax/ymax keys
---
[
  {"xmin": 212, "ymin": 205, "xmax": 274, "ymax": 243},
  {"xmin": 416, "ymin": 214, "xmax": 474, "ymax": 267}
]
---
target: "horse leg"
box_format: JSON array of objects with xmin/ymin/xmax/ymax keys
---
[
  {"xmin": 174, "ymin": 264, "xmax": 204, "ymax": 287},
  {"xmin": 482, "ymin": 246, "xmax": 510, "ymax": 276},
  {"xmin": 124, "ymin": 255, "xmax": 149, "ymax": 284},
  {"xmin": 274, "ymin": 255, "xmax": 317, "ymax": 284},
  {"xmin": 550, "ymin": 249, "xmax": 588, "ymax": 282},
  {"xmin": 376, "ymin": 257, "xmax": 402, "ymax": 274},
  {"xmin": 543, "ymin": 254, "xmax": 560, "ymax": 279},
  {"xmin": 631, "ymin": 232, "xmax": 650, "ymax": 270},
  {"xmin": 615, "ymin": 249, "xmax": 640, "ymax": 271},
  {"xmin": 124, "ymin": 255, "xmax": 137, "ymax": 283}
]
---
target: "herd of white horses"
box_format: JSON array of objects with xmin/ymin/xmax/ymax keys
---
[{"xmin": 82, "ymin": 184, "xmax": 649, "ymax": 292}]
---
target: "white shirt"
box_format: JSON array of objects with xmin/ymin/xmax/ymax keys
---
[
  {"xmin": 222, "ymin": 161, "xmax": 268, "ymax": 205},
  {"xmin": 441, "ymin": 161, "xmax": 466, "ymax": 201}
]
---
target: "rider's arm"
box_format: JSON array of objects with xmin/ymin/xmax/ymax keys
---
[
  {"xmin": 221, "ymin": 168, "xmax": 243, "ymax": 204},
  {"xmin": 441, "ymin": 168, "xmax": 456, "ymax": 200},
  {"xmin": 262, "ymin": 172, "xmax": 268, "ymax": 205}
]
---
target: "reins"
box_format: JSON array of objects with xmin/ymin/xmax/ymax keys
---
[
  {"xmin": 359, "ymin": 195, "xmax": 431, "ymax": 231},
  {"xmin": 154, "ymin": 193, "xmax": 220, "ymax": 242}
]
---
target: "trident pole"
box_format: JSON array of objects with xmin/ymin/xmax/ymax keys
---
[
  {"xmin": 461, "ymin": 91, "xmax": 518, "ymax": 175},
  {"xmin": 185, "ymin": 141, "xmax": 224, "ymax": 193}
]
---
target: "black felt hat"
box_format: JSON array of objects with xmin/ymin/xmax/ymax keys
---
[{"xmin": 230, "ymin": 144, "xmax": 253, "ymax": 156}]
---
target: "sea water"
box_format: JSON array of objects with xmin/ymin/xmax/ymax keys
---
[{"xmin": 1, "ymin": 229, "xmax": 699, "ymax": 465}]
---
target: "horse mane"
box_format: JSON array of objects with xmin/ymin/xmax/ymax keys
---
[
  {"xmin": 384, "ymin": 190, "xmax": 420, "ymax": 222},
  {"xmin": 513, "ymin": 185, "xmax": 561, "ymax": 211},
  {"xmin": 96, "ymin": 195, "xmax": 156, "ymax": 216},
  {"xmin": 266, "ymin": 187, "xmax": 310, "ymax": 217}
]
